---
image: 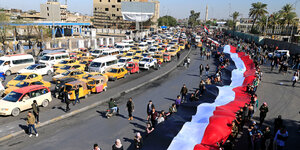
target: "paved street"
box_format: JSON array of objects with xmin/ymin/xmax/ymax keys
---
[
  {"xmin": 0, "ymin": 48, "xmax": 217, "ymax": 150},
  {"xmin": 235, "ymin": 63, "xmax": 300, "ymax": 150}
]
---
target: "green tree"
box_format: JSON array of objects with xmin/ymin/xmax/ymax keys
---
[
  {"xmin": 230, "ymin": 11, "xmax": 240, "ymax": 30},
  {"xmin": 188, "ymin": 10, "xmax": 200, "ymax": 27},
  {"xmin": 279, "ymin": 4, "xmax": 298, "ymax": 35},
  {"xmin": 249, "ymin": 2, "xmax": 268, "ymax": 32},
  {"xmin": 158, "ymin": 16, "xmax": 177, "ymax": 27},
  {"xmin": 0, "ymin": 12, "xmax": 10, "ymax": 54},
  {"xmin": 257, "ymin": 15, "xmax": 270, "ymax": 34},
  {"xmin": 269, "ymin": 12, "xmax": 282, "ymax": 34}
]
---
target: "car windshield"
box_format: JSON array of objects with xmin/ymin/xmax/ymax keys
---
[
  {"xmin": 14, "ymin": 75, "xmax": 27, "ymax": 80},
  {"xmin": 90, "ymin": 62, "xmax": 102, "ymax": 67},
  {"xmin": 3, "ymin": 92, "xmax": 23, "ymax": 102},
  {"xmin": 62, "ymin": 71, "xmax": 71, "ymax": 76},
  {"xmin": 41, "ymin": 56, "xmax": 50, "ymax": 61},
  {"xmin": 142, "ymin": 58, "xmax": 150, "ymax": 62},
  {"xmin": 126, "ymin": 53, "xmax": 133, "ymax": 56},
  {"xmin": 116, "ymin": 45, "xmax": 124, "ymax": 48},
  {"xmin": 60, "ymin": 60, "xmax": 69, "ymax": 64},
  {"xmin": 118, "ymin": 59, "xmax": 126, "ymax": 63},
  {"xmin": 136, "ymin": 51, "xmax": 142, "ymax": 53},
  {"xmin": 83, "ymin": 74, "xmax": 92, "ymax": 79},
  {"xmin": 133, "ymin": 57, "xmax": 140, "ymax": 60},
  {"xmin": 80, "ymin": 61, "xmax": 87, "ymax": 64},
  {"xmin": 131, "ymin": 48, "xmax": 138, "ymax": 50},
  {"xmin": 169, "ymin": 50, "xmax": 175, "ymax": 52},
  {"xmin": 61, "ymin": 65, "xmax": 71, "ymax": 70},
  {"xmin": 0, "ymin": 60, "xmax": 4, "ymax": 66},
  {"xmin": 94, "ymin": 50, "xmax": 101, "ymax": 54},
  {"xmin": 127, "ymin": 64, "xmax": 134, "ymax": 67},
  {"xmin": 26, "ymin": 65, "xmax": 38, "ymax": 70},
  {"xmin": 102, "ymin": 52, "xmax": 109, "ymax": 55},
  {"xmin": 153, "ymin": 56, "xmax": 160, "ymax": 58},
  {"xmin": 139, "ymin": 45, "xmax": 145, "ymax": 47},
  {"xmin": 149, "ymin": 49, "xmax": 156, "ymax": 52},
  {"xmin": 65, "ymin": 85, "xmax": 73, "ymax": 92},
  {"xmin": 164, "ymin": 54, "xmax": 169, "ymax": 56},
  {"xmin": 16, "ymin": 81, "xmax": 30, "ymax": 88},
  {"xmin": 142, "ymin": 54, "xmax": 148, "ymax": 57},
  {"xmin": 108, "ymin": 69, "xmax": 118, "ymax": 73}
]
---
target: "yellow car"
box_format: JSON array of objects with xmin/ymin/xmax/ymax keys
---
[
  {"xmin": 82, "ymin": 72, "xmax": 108, "ymax": 81},
  {"xmin": 153, "ymin": 54, "xmax": 164, "ymax": 63},
  {"xmin": 130, "ymin": 47, "xmax": 141, "ymax": 51},
  {"xmin": 132, "ymin": 56, "xmax": 143, "ymax": 63},
  {"xmin": 53, "ymin": 59, "xmax": 79, "ymax": 71},
  {"xmin": 135, "ymin": 50, "xmax": 145, "ymax": 56},
  {"xmin": 80, "ymin": 56, "xmax": 94, "ymax": 62},
  {"xmin": 54, "ymin": 64, "xmax": 85, "ymax": 75},
  {"xmin": 5, "ymin": 79, "xmax": 51, "ymax": 95},
  {"xmin": 52, "ymin": 69, "xmax": 86, "ymax": 82},
  {"xmin": 179, "ymin": 43, "xmax": 185, "ymax": 50},
  {"xmin": 168, "ymin": 49, "xmax": 178, "ymax": 57},
  {"xmin": 6, "ymin": 73, "xmax": 43, "ymax": 88},
  {"xmin": 158, "ymin": 47, "xmax": 166, "ymax": 53},
  {"xmin": 125, "ymin": 51, "xmax": 136, "ymax": 58},
  {"xmin": 104, "ymin": 68, "xmax": 128, "ymax": 81}
]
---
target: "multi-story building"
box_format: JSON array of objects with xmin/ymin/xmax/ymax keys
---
[
  {"xmin": 93, "ymin": 0, "xmax": 159, "ymax": 29},
  {"xmin": 40, "ymin": 0, "xmax": 68, "ymax": 22}
]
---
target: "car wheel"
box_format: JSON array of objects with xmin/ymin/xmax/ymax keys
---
[
  {"xmin": 42, "ymin": 100, "xmax": 49, "ymax": 107},
  {"xmin": 5, "ymin": 70, "xmax": 11, "ymax": 76},
  {"xmin": 11, "ymin": 108, "xmax": 20, "ymax": 117},
  {"xmin": 88, "ymin": 91, "xmax": 91, "ymax": 95},
  {"xmin": 103, "ymin": 87, "xmax": 107, "ymax": 91},
  {"xmin": 47, "ymin": 70, "xmax": 52, "ymax": 76}
]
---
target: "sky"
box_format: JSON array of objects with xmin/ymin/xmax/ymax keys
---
[{"xmin": 0, "ymin": 0, "xmax": 299, "ymax": 20}]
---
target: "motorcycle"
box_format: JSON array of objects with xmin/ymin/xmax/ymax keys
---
[{"xmin": 105, "ymin": 107, "xmax": 118, "ymax": 118}]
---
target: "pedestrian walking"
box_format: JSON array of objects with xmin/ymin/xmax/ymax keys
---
[
  {"xmin": 205, "ymin": 64, "xmax": 210, "ymax": 76},
  {"xmin": 180, "ymin": 84, "xmax": 188, "ymax": 103},
  {"xmin": 187, "ymin": 57, "xmax": 191, "ymax": 68},
  {"xmin": 31, "ymin": 100, "xmax": 40, "ymax": 124},
  {"xmin": 134, "ymin": 132, "xmax": 143, "ymax": 150},
  {"xmin": 259, "ymin": 102, "xmax": 269, "ymax": 126},
  {"xmin": 73, "ymin": 85, "xmax": 80, "ymax": 105},
  {"xmin": 93, "ymin": 144, "xmax": 102, "ymax": 150},
  {"xmin": 146, "ymin": 123, "xmax": 154, "ymax": 136},
  {"xmin": 112, "ymin": 139, "xmax": 124, "ymax": 150},
  {"xmin": 126, "ymin": 97, "xmax": 134, "ymax": 120},
  {"xmin": 27, "ymin": 111, "xmax": 38, "ymax": 137},
  {"xmin": 169, "ymin": 103, "xmax": 177, "ymax": 115},
  {"xmin": 146, "ymin": 100, "xmax": 154, "ymax": 120},
  {"xmin": 65, "ymin": 92, "xmax": 71, "ymax": 112},
  {"xmin": 150, "ymin": 107, "xmax": 158, "ymax": 128},
  {"xmin": 175, "ymin": 95, "xmax": 181, "ymax": 109},
  {"xmin": 262, "ymin": 126, "xmax": 272, "ymax": 150},
  {"xmin": 292, "ymin": 72, "xmax": 299, "ymax": 87},
  {"xmin": 199, "ymin": 64, "xmax": 204, "ymax": 76},
  {"xmin": 199, "ymin": 80, "xmax": 206, "ymax": 96},
  {"xmin": 177, "ymin": 51, "xmax": 181, "ymax": 61}
]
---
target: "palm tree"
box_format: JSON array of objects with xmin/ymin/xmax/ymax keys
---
[
  {"xmin": 231, "ymin": 11, "xmax": 240, "ymax": 30},
  {"xmin": 269, "ymin": 12, "xmax": 282, "ymax": 34},
  {"xmin": 280, "ymin": 4, "xmax": 298, "ymax": 35},
  {"xmin": 257, "ymin": 15, "xmax": 270, "ymax": 34},
  {"xmin": 249, "ymin": 2, "xmax": 268, "ymax": 32}
]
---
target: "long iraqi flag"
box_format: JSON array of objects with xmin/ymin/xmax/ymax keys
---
[{"xmin": 168, "ymin": 44, "xmax": 256, "ymax": 150}]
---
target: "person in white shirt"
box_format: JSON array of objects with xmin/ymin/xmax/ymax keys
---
[{"xmin": 157, "ymin": 113, "xmax": 165, "ymax": 124}]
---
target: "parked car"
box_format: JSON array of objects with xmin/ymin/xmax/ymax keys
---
[
  {"xmin": 18, "ymin": 64, "xmax": 53, "ymax": 76},
  {"xmin": 64, "ymin": 80, "xmax": 90, "ymax": 100},
  {"xmin": 163, "ymin": 53, "xmax": 172, "ymax": 62},
  {"xmin": 0, "ymin": 85, "xmax": 52, "ymax": 116},
  {"xmin": 126, "ymin": 62, "xmax": 140, "ymax": 74},
  {"xmin": 54, "ymin": 64, "xmax": 85, "ymax": 75},
  {"xmin": 86, "ymin": 76, "xmax": 108, "ymax": 93},
  {"xmin": 52, "ymin": 69, "xmax": 86, "ymax": 82},
  {"xmin": 139, "ymin": 57, "xmax": 157, "ymax": 70},
  {"xmin": 4, "ymin": 79, "xmax": 51, "ymax": 95},
  {"xmin": 6, "ymin": 73, "xmax": 42, "ymax": 88},
  {"xmin": 268, "ymin": 50, "xmax": 290, "ymax": 58},
  {"xmin": 117, "ymin": 57, "xmax": 133, "ymax": 67},
  {"xmin": 104, "ymin": 68, "xmax": 128, "ymax": 81},
  {"xmin": 53, "ymin": 59, "xmax": 79, "ymax": 71},
  {"xmin": 54, "ymin": 77, "xmax": 77, "ymax": 98}
]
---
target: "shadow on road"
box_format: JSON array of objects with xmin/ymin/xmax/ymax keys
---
[{"xmin": 18, "ymin": 124, "xmax": 28, "ymax": 134}]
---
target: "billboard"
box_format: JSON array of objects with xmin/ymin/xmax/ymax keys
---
[{"xmin": 121, "ymin": 2, "xmax": 155, "ymax": 22}]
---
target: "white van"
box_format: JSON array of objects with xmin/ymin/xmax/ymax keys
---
[
  {"xmin": 0, "ymin": 54, "xmax": 35, "ymax": 76},
  {"xmin": 39, "ymin": 52, "xmax": 69, "ymax": 66},
  {"xmin": 115, "ymin": 43, "xmax": 131, "ymax": 52},
  {"xmin": 91, "ymin": 48, "xmax": 109, "ymax": 58},
  {"xmin": 122, "ymin": 39, "xmax": 134, "ymax": 45},
  {"xmin": 146, "ymin": 40, "xmax": 156, "ymax": 46},
  {"xmin": 37, "ymin": 48, "xmax": 66, "ymax": 60},
  {"xmin": 89, "ymin": 56, "xmax": 118, "ymax": 73},
  {"xmin": 102, "ymin": 49, "xmax": 120, "ymax": 57},
  {"xmin": 139, "ymin": 42, "xmax": 148, "ymax": 51}
]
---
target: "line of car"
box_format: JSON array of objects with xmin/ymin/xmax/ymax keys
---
[{"xmin": 0, "ymin": 29, "xmax": 188, "ymax": 117}]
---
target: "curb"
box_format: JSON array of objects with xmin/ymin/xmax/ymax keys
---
[{"xmin": 0, "ymin": 48, "xmax": 192, "ymax": 143}]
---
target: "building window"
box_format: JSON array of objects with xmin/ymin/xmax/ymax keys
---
[
  {"xmin": 117, "ymin": 8, "xmax": 119, "ymax": 11},
  {"xmin": 117, "ymin": 0, "xmax": 121, "ymax": 2},
  {"xmin": 47, "ymin": 13, "xmax": 49, "ymax": 16},
  {"xmin": 95, "ymin": 8, "xmax": 97, "ymax": 11},
  {"xmin": 112, "ymin": 14, "xmax": 115, "ymax": 17},
  {"xmin": 47, "ymin": 7, "xmax": 49, "ymax": 11},
  {"xmin": 99, "ymin": 0, "xmax": 102, "ymax": 2},
  {"xmin": 105, "ymin": 8, "xmax": 109, "ymax": 11},
  {"xmin": 112, "ymin": 5, "xmax": 115, "ymax": 8},
  {"xmin": 108, "ymin": 0, "xmax": 110, "ymax": 2}
]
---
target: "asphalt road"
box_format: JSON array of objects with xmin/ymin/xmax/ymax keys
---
[{"xmin": 0, "ymin": 49, "xmax": 216, "ymax": 150}]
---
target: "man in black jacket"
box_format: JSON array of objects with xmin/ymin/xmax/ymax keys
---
[
  {"xmin": 180, "ymin": 84, "xmax": 188, "ymax": 103},
  {"xmin": 146, "ymin": 100, "xmax": 154, "ymax": 121},
  {"xmin": 259, "ymin": 102, "xmax": 269, "ymax": 126},
  {"xmin": 126, "ymin": 98, "xmax": 134, "ymax": 120},
  {"xmin": 65, "ymin": 92, "xmax": 71, "ymax": 112}
]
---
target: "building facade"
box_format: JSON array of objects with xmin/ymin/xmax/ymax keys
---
[
  {"xmin": 93, "ymin": 0, "xmax": 159, "ymax": 29},
  {"xmin": 40, "ymin": 0, "xmax": 68, "ymax": 22}
]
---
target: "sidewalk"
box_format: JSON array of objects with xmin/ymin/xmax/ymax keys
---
[{"xmin": 0, "ymin": 48, "xmax": 192, "ymax": 142}]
